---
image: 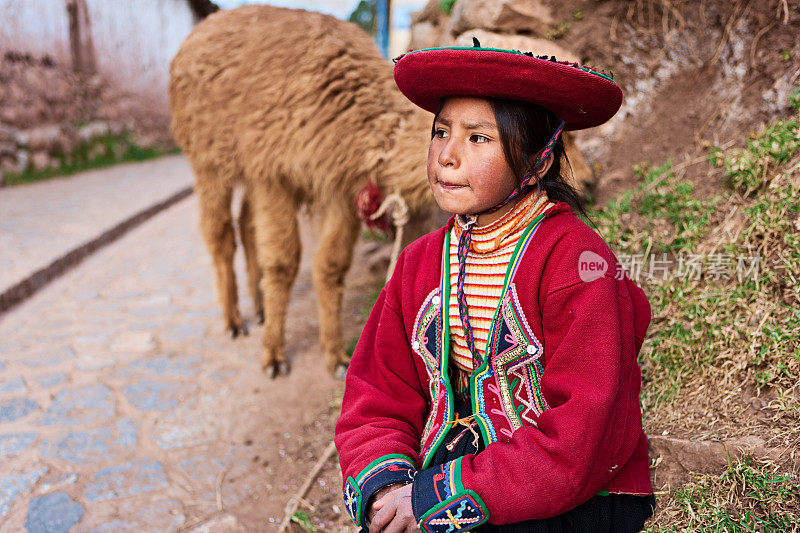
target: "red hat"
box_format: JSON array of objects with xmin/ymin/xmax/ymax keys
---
[{"xmin": 393, "ymin": 44, "xmax": 622, "ymax": 131}]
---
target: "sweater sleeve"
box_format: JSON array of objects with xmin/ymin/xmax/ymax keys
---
[
  {"xmin": 411, "ymin": 273, "xmax": 648, "ymax": 527},
  {"xmin": 334, "ymin": 279, "xmax": 429, "ymax": 528}
]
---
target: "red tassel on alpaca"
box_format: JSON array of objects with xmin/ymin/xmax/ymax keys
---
[{"xmin": 355, "ymin": 181, "xmax": 390, "ymax": 233}]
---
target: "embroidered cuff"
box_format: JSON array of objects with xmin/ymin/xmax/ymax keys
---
[
  {"xmin": 343, "ymin": 454, "xmax": 416, "ymax": 527},
  {"xmin": 411, "ymin": 457, "xmax": 489, "ymax": 533}
]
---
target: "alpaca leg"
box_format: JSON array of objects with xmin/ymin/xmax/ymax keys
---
[
  {"xmin": 239, "ymin": 195, "xmax": 264, "ymax": 324},
  {"xmin": 313, "ymin": 201, "xmax": 361, "ymax": 374},
  {"xmin": 196, "ymin": 183, "xmax": 246, "ymax": 338},
  {"xmin": 249, "ymin": 185, "xmax": 300, "ymax": 378}
]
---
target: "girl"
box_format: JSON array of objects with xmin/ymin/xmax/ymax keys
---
[{"xmin": 335, "ymin": 44, "xmax": 655, "ymax": 533}]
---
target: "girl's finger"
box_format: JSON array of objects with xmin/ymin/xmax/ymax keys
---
[
  {"xmin": 382, "ymin": 516, "xmax": 406, "ymax": 533},
  {"xmin": 369, "ymin": 500, "xmax": 397, "ymax": 533},
  {"xmin": 382, "ymin": 510, "xmax": 417, "ymax": 533},
  {"xmin": 372, "ymin": 490, "xmax": 392, "ymax": 511},
  {"xmin": 372, "ymin": 483, "xmax": 404, "ymax": 512}
]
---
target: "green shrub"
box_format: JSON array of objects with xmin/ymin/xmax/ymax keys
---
[
  {"xmin": 789, "ymin": 87, "xmax": 800, "ymax": 110},
  {"xmin": 720, "ymin": 119, "xmax": 800, "ymax": 194},
  {"xmin": 439, "ymin": 0, "xmax": 456, "ymax": 15},
  {"xmin": 3, "ymin": 130, "xmax": 169, "ymax": 186}
]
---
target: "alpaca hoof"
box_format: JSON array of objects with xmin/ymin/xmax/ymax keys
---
[
  {"xmin": 257, "ymin": 311, "xmax": 265, "ymax": 325},
  {"xmin": 263, "ymin": 359, "xmax": 290, "ymax": 379},
  {"xmin": 326, "ymin": 352, "xmax": 351, "ymax": 375},
  {"xmin": 228, "ymin": 324, "xmax": 249, "ymax": 339}
]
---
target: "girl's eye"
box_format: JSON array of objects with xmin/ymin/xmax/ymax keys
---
[
  {"xmin": 470, "ymin": 134, "xmax": 489, "ymax": 143},
  {"xmin": 434, "ymin": 128, "xmax": 448, "ymax": 139}
]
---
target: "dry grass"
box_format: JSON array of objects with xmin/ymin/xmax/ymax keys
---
[{"xmin": 649, "ymin": 455, "xmax": 800, "ymax": 532}]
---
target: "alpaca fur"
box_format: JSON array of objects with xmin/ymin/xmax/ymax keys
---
[{"xmin": 169, "ymin": 4, "xmax": 594, "ymax": 376}]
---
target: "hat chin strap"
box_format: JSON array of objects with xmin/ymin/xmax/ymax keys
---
[{"xmin": 455, "ymin": 119, "xmax": 564, "ymax": 370}]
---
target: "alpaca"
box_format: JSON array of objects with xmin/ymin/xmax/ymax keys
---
[
  {"xmin": 169, "ymin": 4, "xmax": 594, "ymax": 377},
  {"xmin": 169, "ymin": 5, "xmax": 433, "ymax": 376}
]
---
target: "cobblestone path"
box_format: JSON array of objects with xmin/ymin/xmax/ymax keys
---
[
  {"xmin": 0, "ymin": 155, "xmax": 193, "ymax": 296},
  {"xmin": 0, "ymin": 188, "xmax": 373, "ymax": 532}
]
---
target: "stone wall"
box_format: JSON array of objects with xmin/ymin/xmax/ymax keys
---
[
  {"xmin": 410, "ymin": 0, "xmax": 566, "ymax": 56},
  {"xmin": 0, "ymin": 0, "xmax": 211, "ymax": 182},
  {"xmin": 0, "ymin": 51, "xmax": 130, "ymax": 179}
]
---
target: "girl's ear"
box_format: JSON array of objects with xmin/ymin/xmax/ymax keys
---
[{"xmin": 527, "ymin": 152, "xmax": 555, "ymax": 183}]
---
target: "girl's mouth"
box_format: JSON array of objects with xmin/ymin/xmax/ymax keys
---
[{"xmin": 438, "ymin": 180, "xmax": 467, "ymax": 190}]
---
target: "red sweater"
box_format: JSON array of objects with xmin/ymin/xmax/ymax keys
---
[{"xmin": 335, "ymin": 201, "xmax": 653, "ymax": 532}]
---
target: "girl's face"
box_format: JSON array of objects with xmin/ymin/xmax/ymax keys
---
[{"xmin": 427, "ymin": 96, "xmax": 518, "ymax": 225}]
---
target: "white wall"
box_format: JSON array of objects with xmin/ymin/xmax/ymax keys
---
[
  {"xmin": 85, "ymin": 0, "xmax": 197, "ymax": 105},
  {"xmin": 0, "ymin": 0, "xmax": 197, "ymax": 108},
  {"xmin": 0, "ymin": 0, "xmax": 72, "ymax": 63}
]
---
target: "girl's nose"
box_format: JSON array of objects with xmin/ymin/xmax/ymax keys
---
[{"xmin": 438, "ymin": 139, "xmax": 459, "ymax": 168}]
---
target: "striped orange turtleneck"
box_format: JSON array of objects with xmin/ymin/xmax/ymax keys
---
[{"xmin": 448, "ymin": 188, "xmax": 553, "ymax": 396}]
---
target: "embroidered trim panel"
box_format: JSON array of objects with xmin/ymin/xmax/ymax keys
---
[
  {"xmin": 472, "ymin": 364, "xmax": 498, "ymax": 442},
  {"xmin": 490, "ymin": 284, "xmax": 549, "ymax": 433},
  {"xmin": 412, "ymin": 288, "xmax": 442, "ymax": 373},
  {"xmin": 420, "ymin": 236, "xmax": 456, "ymax": 468},
  {"xmin": 419, "ymin": 493, "xmax": 488, "ymax": 533},
  {"xmin": 421, "ymin": 393, "xmax": 450, "ymax": 465},
  {"xmin": 412, "ymin": 457, "xmax": 489, "ymax": 533},
  {"xmin": 343, "ymin": 454, "xmax": 417, "ymax": 526},
  {"xmin": 343, "ymin": 477, "xmax": 362, "ymax": 526},
  {"xmin": 413, "ymin": 288, "xmax": 449, "ymax": 461}
]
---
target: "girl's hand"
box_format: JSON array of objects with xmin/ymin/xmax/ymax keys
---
[
  {"xmin": 369, "ymin": 483, "xmax": 419, "ymax": 533},
  {"xmin": 366, "ymin": 483, "xmax": 405, "ymax": 528}
]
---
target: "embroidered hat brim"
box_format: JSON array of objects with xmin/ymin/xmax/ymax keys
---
[{"xmin": 393, "ymin": 46, "xmax": 622, "ymax": 131}]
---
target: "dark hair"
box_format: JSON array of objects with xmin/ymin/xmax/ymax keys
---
[
  {"xmin": 431, "ymin": 98, "xmax": 593, "ymax": 224},
  {"xmin": 491, "ymin": 98, "xmax": 593, "ymax": 223}
]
